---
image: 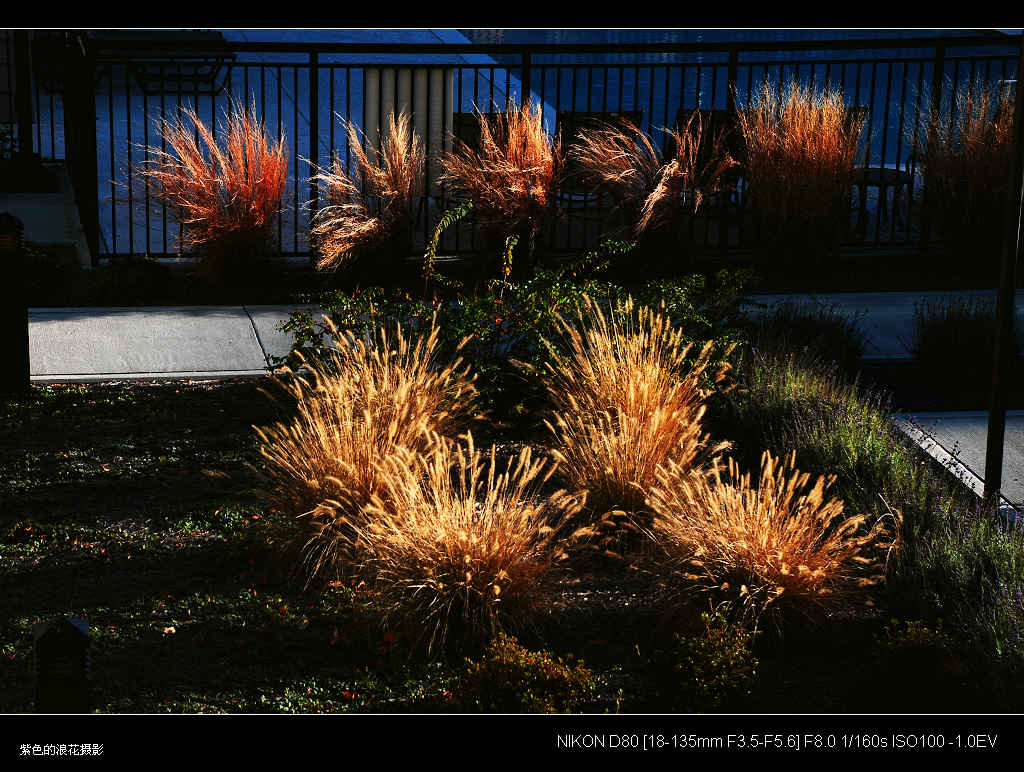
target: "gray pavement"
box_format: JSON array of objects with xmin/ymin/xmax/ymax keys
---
[
  {"xmin": 28, "ymin": 305, "xmax": 314, "ymax": 383},
  {"xmin": 894, "ymin": 412, "xmax": 1024, "ymax": 515},
  {"xmin": 747, "ymin": 289, "xmax": 1024, "ymax": 361}
]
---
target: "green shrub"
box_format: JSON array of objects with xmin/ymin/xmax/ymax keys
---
[
  {"xmin": 887, "ymin": 509, "xmax": 1024, "ymax": 684},
  {"xmin": 275, "ymin": 250, "xmax": 752, "ymax": 421},
  {"xmin": 647, "ymin": 609, "xmax": 758, "ymax": 711},
  {"xmin": 456, "ymin": 634, "xmax": 597, "ymax": 713}
]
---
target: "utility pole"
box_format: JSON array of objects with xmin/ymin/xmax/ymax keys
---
[{"xmin": 983, "ymin": 41, "xmax": 1024, "ymax": 510}]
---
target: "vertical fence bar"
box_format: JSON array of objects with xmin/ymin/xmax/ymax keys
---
[
  {"xmin": 723, "ymin": 48, "xmax": 738, "ymax": 255},
  {"xmin": 308, "ymin": 52, "xmax": 319, "ymax": 267},
  {"xmin": 874, "ymin": 60, "xmax": 893, "ymax": 244},
  {"xmin": 891, "ymin": 61, "xmax": 908, "ymax": 244},
  {"xmin": 921, "ymin": 44, "xmax": 945, "ymax": 256},
  {"xmin": 65, "ymin": 34, "xmax": 100, "ymax": 264},
  {"xmin": 14, "ymin": 31, "xmax": 33, "ymax": 159},
  {"xmin": 160, "ymin": 63, "xmax": 167, "ymax": 255},
  {"xmin": 126, "ymin": 65, "xmax": 134, "ymax": 256},
  {"xmin": 108, "ymin": 64, "xmax": 117, "ymax": 255}
]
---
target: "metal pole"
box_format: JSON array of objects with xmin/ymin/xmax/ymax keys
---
[
  {"xmin": 521, "ymin": 51, "xmax": 531, "ymax": 109},
  {"xmin": 0, "ymin": 212, "xmax": 30, "ymax": 394},
  {"xmin": 13, "ymin": 30, "xmax": 34, "ymax": 160},
  {"xmin": 983, "ymin": 42, "xmax": 1024, "ymax": 509}
]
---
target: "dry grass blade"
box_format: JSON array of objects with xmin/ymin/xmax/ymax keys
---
[
  {"xmin": 544, "ymin": 295, "xmax": 731, "ymax": 515},
  {"xmin": 438, "ymin": 99, "xmax": 562, "ymax": 238},
  {"xmin": 310, "ymin": 110, "xmax": 425, "ymax": 272},
  {"xmin": 648, "ymin": 449, "xmax": 899, "ymax": 631},
  {"xmin": 569, "ymin": 114, "xmax": 739, "ymax": 237},
  {"xmin": 254, "ymin": 315, "xmax": 476, "ymax": 586},
  {"xmin": 354, "ymin": 433, "xmax": 585, "ymax": 653},
  {"xmin": 135, "ymin": 100, "xmax": 287, "ymax": 255}
]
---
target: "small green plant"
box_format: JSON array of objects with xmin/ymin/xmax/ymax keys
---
[
  {"xmin": 456, "ymin": 634, "xmax": 597, "ymax": 713},
  {"xmin": 877, "ymin": 618, "xmax": 956, "ymax": 659},
  {"xmin": 647, "ymin": 609, "xmax": 758, "ymax": 712}
]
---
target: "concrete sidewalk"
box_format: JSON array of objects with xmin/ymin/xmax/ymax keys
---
[
  {"xmin": 747, "ymin": 289, "xmax": 1024, "ymax": 361},
  {"xmin": 28, "ymin": 304, "xmax": 314, "ymax": 383}
]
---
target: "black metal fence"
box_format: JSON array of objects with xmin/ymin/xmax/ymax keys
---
[{"xmin": 51, "ymin": 34, "xmax": 1024, "ymax": 262}]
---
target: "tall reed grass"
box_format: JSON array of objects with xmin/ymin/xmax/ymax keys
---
[
  {"xmin": 544, "ymin": 295, "xmax": 731, "ymax": 515},
  {"xmin": 648, "ymin": 449, "xmax": 897, "ymax": 630},
  {"xmin": 354, "ymin": 434, "xmax": 584, "ymax": 653},
  {"xmin": 737, "ymin": 83, "xmax": 863, "ymax": 259},
  {"xmin": 915, "ymin": 78, "xmax": 1014, "ymax": 259},
  {"xmin": 135, "ymin": 101, "xmax": 287, "ymax": 268},
  {"xmin": 310, "ymin": 111, "xmax": 425, "ymax": 274},
  {"xmin": 254, "ymin": 316, "xmax": 476, "ymax": 584}
]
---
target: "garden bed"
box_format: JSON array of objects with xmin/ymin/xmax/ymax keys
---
[{"xmin": 0, "ymin": 372, "xmax": 1016, "ymax": 714}]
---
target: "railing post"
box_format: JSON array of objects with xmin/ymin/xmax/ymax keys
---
[
  {"xmin": 721, "ymin": 48, "xmax": 739, "ymax": 255},
  {"xmin": 13, "ymin": 31, "xmax": 34, "ymax": 160},
  {"xmin": 521, "ymin": 51, "xmax": 532, "ymax": 109},
  {"xmin": 64, "ymin": 33, "xmax": 100, "ymax": 266},
  {"xmin": 983, "ymin": 41, "xmax": 1024, "ymax": 512},
  {"xmin": 920, "ymin": 43, "xmax": 945, "ymax": 256},
  {"xmin": 0, "ymin": 212, "xmax": 30, "ymax": 393},
  {"xmin": 308, "ymin": 51, "xmax": 319, "ymax": 268}
]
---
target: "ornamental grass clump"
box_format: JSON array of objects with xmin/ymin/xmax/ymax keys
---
[
  {"xmin": 737, "ymin": 82, "xmax": 863, "ymax": 260},
  {"xmin": 354, "ymin": 434, "xmax": 585, "ymax": 653},
  {"xmin": 544, "ymin": 295, "xmax": 731, "ymax": 517},
  {"xmin": 135, "ymin": 100, "xmax": 287, "ymax": 278},
  {"xmin": 438, "ymin": 100, "xmax": 562, "ymax": 277},
  {"xmin": 570, "ymin": 113, "xmax": 739, "ymax": 239},
  {"xmin": 915, "ymin": 79, "xmax": 1014, "ymax": 261},
  {"xmin": 254, "ymin": 316, "xmax": 476, "ymax": 585},
  {"xmin": 310, "ymin": 111, "xmax": 425, "ymax": 276},
  {"xmin": 648, "ymin": 450, "xmax": 898, "ymax": 631}
]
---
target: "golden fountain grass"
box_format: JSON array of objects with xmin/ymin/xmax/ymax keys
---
[
  {"xmin": 916, "ymin": 79, "xmax": 1014, "ymax": 255},
  {"xmin": 135, "ymin": 100, "xmax": 287, "ymax": 254},
  {"xmin": 438, "ymin": 100, "xmax": 562, "ymax": 236},
  {"xmin": 569, "ymin": 114, "xmax": 739, "ymax": 236},
  {"xmin": 354, "ymin": 433, "xmax": 585, "ymax": 653},
  {"xmin": 254, "ymin": 316, "xmax": 476, "ymax": 585},
  {"xmin": 310, "ymin": 111, "xmax": 425, "ymax": 272},
  {"xmin": 648, "ymin": 450, "xmax": 899, "ymax": 631},
  {"xmin": 544, "ymin": 295, "xmax": 731, "ymax": 516},
  {"xmin": 737, "ymin": 82, "xmax": 863, "ymax": 234}
]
